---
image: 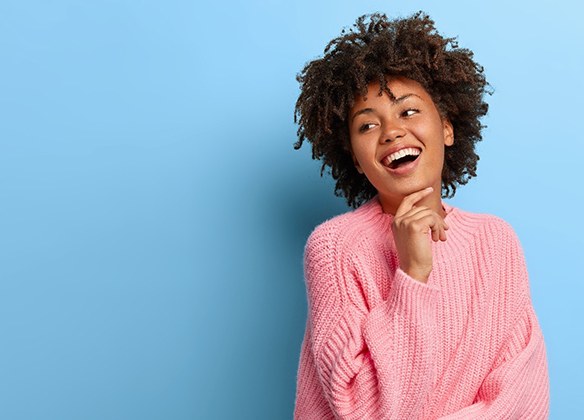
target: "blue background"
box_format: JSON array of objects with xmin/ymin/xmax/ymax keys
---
[{"xmin": 0, "ymin": 1, "xmax": 581, "ymax": 419}]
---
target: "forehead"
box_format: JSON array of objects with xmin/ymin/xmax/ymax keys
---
[{"xmin": 353, "ymin": 76, "xmax": 434, "ymax": 106}]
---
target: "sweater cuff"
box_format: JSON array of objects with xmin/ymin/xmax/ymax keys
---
[{"xmin": 386, "ymin": 268, "xmax": 441, "ymax": 324}]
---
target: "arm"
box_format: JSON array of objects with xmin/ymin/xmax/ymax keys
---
[
  {"xmin": 438, "ymin": 220, "xmax": 549, "ymax": 419},
  {"xmin": 439, "ymin": 303, "xmax": 549, "ymax": 419},
  {"xmin": 294, "ymin": 227, "xmax": 441, "ymax": 420}
]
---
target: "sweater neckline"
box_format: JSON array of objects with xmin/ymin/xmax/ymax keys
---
[{"xmin": 355, "ymin": 195, "xmax": 480, "ymax": 269}]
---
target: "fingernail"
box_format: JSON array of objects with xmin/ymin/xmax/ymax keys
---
[{"xmin": 426, "ymin": 187, "xmax": 433, "ymax": 191}]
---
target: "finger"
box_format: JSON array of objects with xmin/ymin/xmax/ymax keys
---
[
  {"xmin": 425, "ymin": 216, "xmax": 447, "ymax": 242},
  {"xmin": 436, "ymin": 218, "xmax": 448, "ymax": 241},
  {"xmin": 404, "ymin": 207, "xmax": 449, "ymax": 240},
  {"xmin": 408, "ymin": 212, "xmax": 446, "ymax": 242},
  {"xmin": 405, "ymin": 211, "xmax": 440, "ymax": 234},
  {"xmin": 401, "ymin": 203, "xmax": 449, "ymax": 230},
  {"xmin": 434, "ymin": 220, "xmax": 447, "ymax": 242},
  {"xmin": 427, "ymin": 217, "xmax": 443, "ymax": 242},
  {"xmin": 431, "ymin": 224, "xmax": 440, "ymax": 242},
  {"xmin": 399, "ymin": 205, "xmax": 432, "ymax": 220},
  {"xmin": 439, "ymin": 227, "xmax": 447, "ymax": 241},
  {"xmin": 395, "ymin": 187, "xmax": 434, "ymax": 216},
  {"xmin": 402, "ymin": 207, "xmax": 446, "ymax": 227},
  {"xmin": 395, "ymin": 208, "xmax": 434, "ymax": 231}
]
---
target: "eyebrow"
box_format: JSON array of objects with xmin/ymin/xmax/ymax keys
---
[{"xmin": 350, "ymin": 93, "xmax": 422, "ymax": 122}]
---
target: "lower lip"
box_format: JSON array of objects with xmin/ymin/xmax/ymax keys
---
[{"xmin": 384, "ymin": 154, "xmax": 421, "ymax": 175}]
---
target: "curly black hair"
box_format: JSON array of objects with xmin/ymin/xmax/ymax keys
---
[{"xmin": 294, "ymin": 12, "xmax": 490, "ymax": 208}]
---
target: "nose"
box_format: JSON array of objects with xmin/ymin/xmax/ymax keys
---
[{"xmin": 379, "ymin": 121, "xmax": 406, "ymax": 144}]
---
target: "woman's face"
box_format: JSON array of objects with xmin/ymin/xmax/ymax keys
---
[{"xmin": 348, "ymin": 77, "xmax": 454, "ymax": 210}]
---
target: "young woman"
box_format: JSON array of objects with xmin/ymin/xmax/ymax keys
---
[{"xmin": 293, "ymin": 12, "xmax": 549, "ymax": 419}]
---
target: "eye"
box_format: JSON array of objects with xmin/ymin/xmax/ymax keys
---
[
  {"xmin": 358, "ymin": 123, "xmax": 377, "ymax": 133},
  {"xmin": 401, "ymin": 108, "xmax": 419, "ymax": 117}
]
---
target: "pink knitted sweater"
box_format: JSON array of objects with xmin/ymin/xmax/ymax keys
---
[{"xmin": 294, "ymin": 196, "xmax": 549, "ymax": 419}]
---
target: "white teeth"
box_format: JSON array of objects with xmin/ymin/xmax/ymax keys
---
[{"xmin": 384, "ymin": 147, "xmax": 421, "ymax": 165}]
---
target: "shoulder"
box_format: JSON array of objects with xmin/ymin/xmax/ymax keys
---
[
  {"xmin": 304, "ymin": 209, "xmax": 364, "ymax": 266},
  {"xmin": 454, "ymin": 206, "xmax": 530, "ymax": 303},
  {"xmin": 303, "ymin": 198, "xmax": 387, "ymax": 276},
  {"xmin": 451, "ymin": 206, "xmax": 523, "ymax": 252},
  {"xmin": 473, "ymin": 211, "xmax": 527, "ymax": 274}
]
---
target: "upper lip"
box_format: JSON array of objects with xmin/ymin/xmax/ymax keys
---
[{"xmin": 379, "ymin": 144, "xmax": 422, "ymax": 164}]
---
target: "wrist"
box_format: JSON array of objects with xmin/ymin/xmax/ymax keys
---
[{"xmin": 401, "ymin": 266, "xmax": 431, "ymax": 283}]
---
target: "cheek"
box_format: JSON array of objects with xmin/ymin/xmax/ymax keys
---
[
  {"xmin": 415, "ymin": 124, "xmax": 446, "ymax": 148},
  {"xmin": 413, "ymin": 123, "xmax": 434, "ymax": 138},
  {"xmin": 349, "ymin": 136, "xmax": 362, "ymax": 156},
  {"xmin": 350, "ymin": 142, "xmax": 373, "ymax": 165}
]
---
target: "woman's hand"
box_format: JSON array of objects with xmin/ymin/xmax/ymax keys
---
[{"xmin": 391, "ymin": 187, "xmax": 449, "ymax": 283}]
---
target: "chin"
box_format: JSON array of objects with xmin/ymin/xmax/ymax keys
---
[{"xmin": 386, "ymin": 181, "xmax": 429, "ymax": 197}]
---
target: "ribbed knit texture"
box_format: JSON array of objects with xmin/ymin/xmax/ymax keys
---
[{"xmin": 294, "ymin": 196, "xmax": 549, "ymax": 419}]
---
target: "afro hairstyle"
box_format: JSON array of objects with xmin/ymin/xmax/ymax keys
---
[{"xmin": 294, "ymin": 11, "xmax": 490, "ymax": 208}]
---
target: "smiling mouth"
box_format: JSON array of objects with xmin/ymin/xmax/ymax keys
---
[
  {"xmin": 387, "ymin": 153, "xmax": 420, "ymax": 169},
  {"xmin": 382, "ymin": 148, "xmax": 422, "ymax": 169}
]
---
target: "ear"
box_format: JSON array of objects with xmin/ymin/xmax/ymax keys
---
[{"xmin": 443, "ymin": 119, "xmax": 454, "ymax": 146}]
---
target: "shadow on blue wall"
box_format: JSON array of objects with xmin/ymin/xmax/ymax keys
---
[{"xmin": 246, "ymin": 143, "xmax": 349, "ymax": 418}]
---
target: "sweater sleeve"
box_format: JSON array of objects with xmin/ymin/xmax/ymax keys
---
[
  {"xmin": 437, "ymin": 221, "xmax": 550, "ymax": 419},
  {"xmin": 294, "ymin": 226, "xmax": 441, "ymax": 419},
  {"xmin": 438, "ymin": 303, "xmax": 549, "ymax": 419}
]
